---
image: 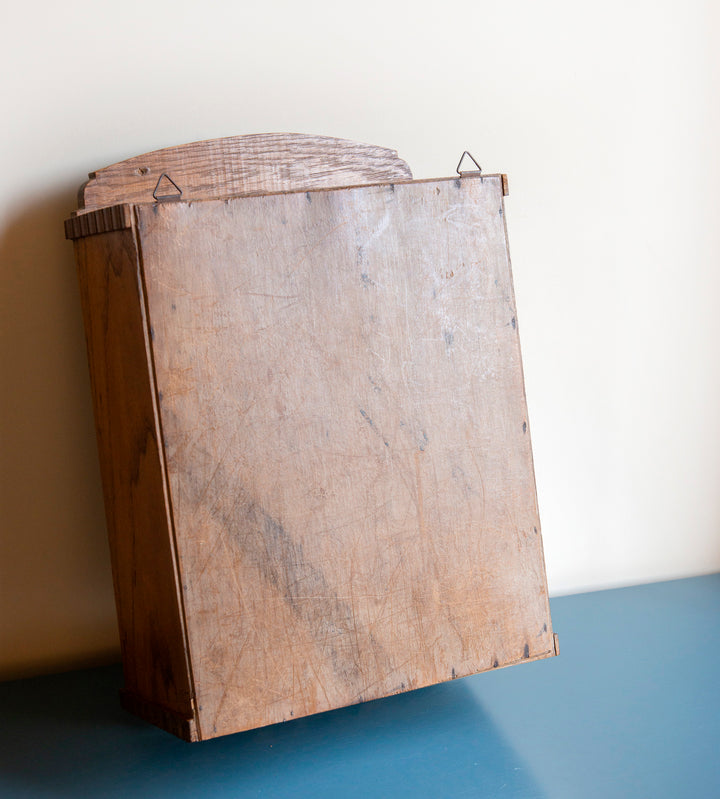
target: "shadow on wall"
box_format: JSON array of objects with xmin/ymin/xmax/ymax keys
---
[{"xmin": 0, "ymin": 187, "xmax": 119, "ymax": 681}]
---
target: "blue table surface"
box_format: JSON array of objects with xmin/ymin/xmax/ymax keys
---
[{"xmin": 1, "ymin": 574, "xmax": 718, "ymax": 798}]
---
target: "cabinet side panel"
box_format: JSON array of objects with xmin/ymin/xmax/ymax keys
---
[{"xmin": 74, "ymin": 230, "xmax": 195, "ymax": 730}]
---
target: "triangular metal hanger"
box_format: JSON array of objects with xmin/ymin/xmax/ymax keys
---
[
  {"xmin": 456, "ymin": 151, "xmax": 482, "ymax": 176},
  {"xmin": 153, "ymin": 173, "xmax": 183, "ymax": 201}
]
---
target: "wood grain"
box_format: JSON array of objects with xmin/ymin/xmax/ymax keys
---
[
  {"xmin": 73, "ymin": 228, "xmax": 196, "ymax": 734},
  {"xmin": 135, "ymin": 174, "xmax": 554, "ymax": 740},
  {"xmin": 79, "ymin": 134, "xmax": 413, "ymax": 210}
]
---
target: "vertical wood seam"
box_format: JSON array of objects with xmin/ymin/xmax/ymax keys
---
[
  {"xmin": 130, "ymin": 205, "xmax": 201, "ymax": 737},
  {"xmin": 497, "ymin": 175, "xmax": 554, "ymax": 636}
]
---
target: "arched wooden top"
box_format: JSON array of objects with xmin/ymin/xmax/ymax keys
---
[{"xmin": 78, "ymin": 133, "xmax": 413, "ymax": 210}]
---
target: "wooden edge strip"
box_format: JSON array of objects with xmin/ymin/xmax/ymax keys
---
[
  {"xmin": 553, "ymin": 632, "xmax": 560, "ymax": 656},
  {"xmin": 481, "ymin": 641, "xmax": 558, "ymax": 676},
  {"xmin": 65, "ymin": 204, "xmax": 133, "ymax": 240},
  {"xmin": 64, "ymin": 174, "xmax": 506, "ymax": 241},
  {"xmin": 120, "ymin": 688, "xmax": 199, "ymax": 742},
  {"xmin": 132, "ymin": 204, "xmax": 202, "ymax": 738},
  {"xmin": 501, "ymin": 174, "xmax": 509, "ymax": 196}
]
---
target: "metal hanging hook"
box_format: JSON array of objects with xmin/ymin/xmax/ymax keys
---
[
  {"xmin": 456, "ymin": 151, "xmax": 482, "ymax": 176},
  {"xmin": 153, "ymin": 173, "xmax": 183, "ymax": 201}
]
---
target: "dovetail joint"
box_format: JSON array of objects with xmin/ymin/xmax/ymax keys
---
[{"xmin": 65, "ymin": 204, "xmax": 133, "ymax": 240}]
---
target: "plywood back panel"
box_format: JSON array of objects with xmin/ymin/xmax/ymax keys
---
[{"xmin": 136, "ymin": 175, "xmax": 553, "ymax": 739}]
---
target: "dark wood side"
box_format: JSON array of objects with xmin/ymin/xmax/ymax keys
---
[
  {"xmin": 73, "ymin": 225, "xmax": 195, "ymax": 735},
  {"xmin": 120, "ymin": 689, "xmax": 198, "ymax": 742}
]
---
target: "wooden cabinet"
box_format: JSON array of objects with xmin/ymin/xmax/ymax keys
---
[{"xmin": 65, "ymin": 135, "xmax": 556, "ymax": 741}]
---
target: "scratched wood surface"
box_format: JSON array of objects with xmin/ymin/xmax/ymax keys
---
[
  {"xmin": 78, "ymin": 133, "xmax": 412, "ymax": 210},
  {"xmin": 136, "ymin": 174, "xmax": 555, "ymax": 740}
]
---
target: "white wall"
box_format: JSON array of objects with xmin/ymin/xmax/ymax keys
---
[{"xmin": 2, "ymin": 0, "xmax": 719, "ymax": 679}]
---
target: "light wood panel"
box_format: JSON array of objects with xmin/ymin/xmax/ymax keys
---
[
  {"xmin": 136, "ymin": 174, "xmax": 554, "ymax": 739},
  {"xmin": 79, "ymin": 134, "xmax": 412, "ymax": 210}
]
